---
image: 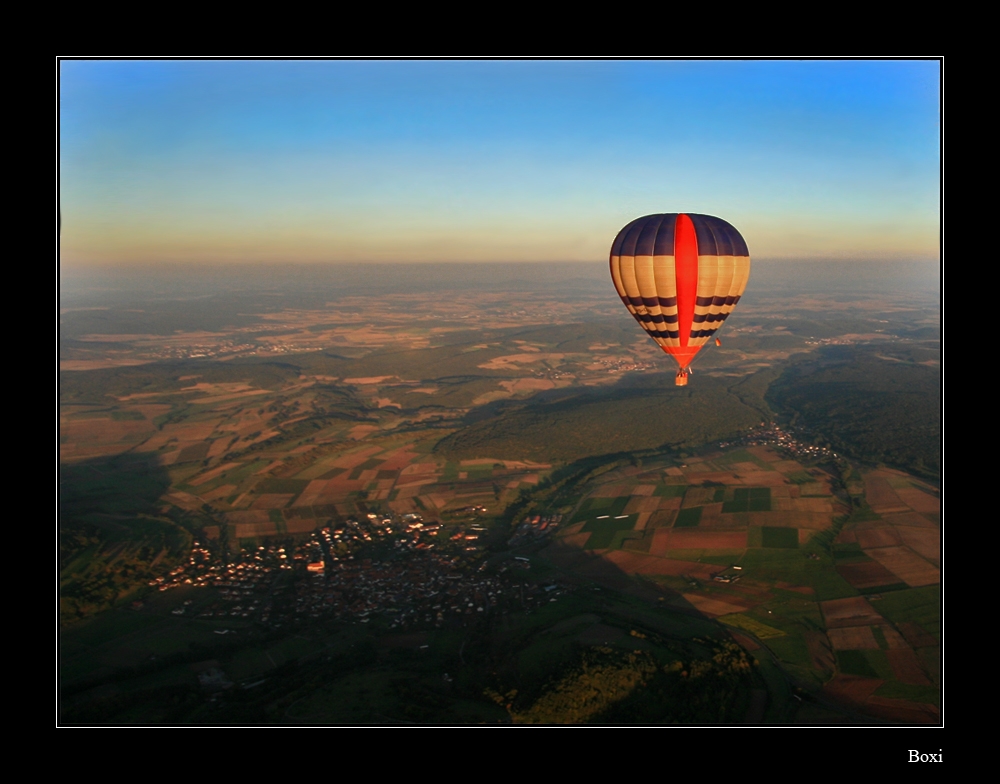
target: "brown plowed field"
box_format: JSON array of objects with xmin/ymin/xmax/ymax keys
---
[
  {"xmin": 697, "ymin": 503, "xmax": 725, "ymax": 527},
  {"xmin": 893, "ymin": 526, "xmax": 940, "ymax": 564},
  {"xmin": 686, "ymin": 471, "xmax": 741, "ymax": 484},
  {"xmin": 880, "ymin": 625, "xmax": 909, "ymax": 650},
  {"xmin": 679, "ymin": 593, "xmax": 749, "ymax": 617},
  {"xmin": 560, "ymin": 532, "xmax": 592, "ymax": 548},
  {"xmin": 286, "ymin": 518, "xmax": 319, "ymax": 534},
  {"xmin": 190, "ymin": 462, "xmax": 243, "ymax": 486},
  {"xmin": 894, "ymin": 487, "xmax": 940, "ymax": 513},
  {"xmin": 163, "ymin": 491, "xmax": 204, "ymax": 511},
  {"xmin": 631, "ymin": 484, "xmax": 656, "ymax": 496},
  {"xmin": 736, "ymin": 471, "xmax": 788, "ymax": 486},
  {"xmin": 602, "ymin": 550, "xmax": 718, "ymax": 578},
  {"xmin": 646, "ymin": 510, "xmax": 677, "ymax": 528},
  {"xmin": 250, "ymin": 494, "xmax": 294, "ymax": 509},
  {"xmin": 885, "ymin": 648, "xmax": 931, "ymax": 686},
  {"xmin": 201, "ymin": 484, "xmax": 236, "ymax": 502},
  {"xmin": 827, "ymin": 626, "xmax": 878, "ymax": 649},
  {"xmin": 772, "ymin": 460, "xmax": 804, "ymax": 473},
  {"xmin": 822, "ymin": 675, "xmax": 883, "ymax": 704},
  {"xmin": 234, "ymin": 522, "xmax": 278, "ymax": 538},
  {"xmin": 683, "ymin": 487, "xmax": 718, "ymax": 507},
  {"xmin": 746, "ymin": 446, "xmax": 781, "ymax": 462},
  {"xmin": 835, "ymin": 561, "xmax": 900, "ymax": 590},
  {"xmin": 797, "ymin": 498, "xmax": 834, "ymax": 512},
  {"xmin": 729, "ymin": 631, "xmax": 760, "ymax": 651},
  {"xmin": 897, "ymin": 622, "xmax": 938, "ymax": 649},
  {"xmin": 804, "ymin": 631, "xmax": 835, "ymax": 672},
  {"xmin": 591, "ymin": 483, "xmax": 630, "ymax": 498},
  {"xmin": 821, "ymin": 596, "xmax": 884, "ymax": 628},
  {"xmin": 225, "ymin": 510, "xmax": 270, "ymax": 524},
  {"xmin": 624, "ymin": 496, "xmax": 661, "ymax": 514},
  {"xmin": 651, "ymin": 529, "xmax": 748, "ymax": 554},
  {"xmin": 864, "ymin": 476, "xmax": 908, "ymax": 513},
  {"xmin": 856, "ymin": 527, "xmax": 903, "ymax": 549},
  {"xmin": 866, "ymin": 547, "xmax": 939, "ymax": 587},
  {"xmin": 206, "ymin": 438, "xmax": 235, "ymax": 458},
  {"xmin": 657, "ymin": 528, "xmax": 747, "ymax": 550},
  {"xmin": 776, "ymin": 584, "xmax": 815, "ymax": 595},
  {"xmin": 394, "ymin": 474, "xmax": 437, "ymax": 488},
  {"xmin": 882, "ymin": 511, "xmax": 937, "ymax": 528},
  {"xmin": 399, "ymin": 460, "xmax": 438, "ymax": 475},
  {"xmin": 863, "ymin": 697, "xmax": 939, "ymax": 724},
  {"xmin": 168, "ymin": 422, "xmax": 218, "ymax": 441},
  {"xmin": 746, "ymin": 511, "xmax": 832, "ymax": 529},
  {"xmin": 658, "ymin": 497, "xmax": 683, "ymax": 511}
]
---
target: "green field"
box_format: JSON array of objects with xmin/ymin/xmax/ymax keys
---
[
  {"xmin": 723, "ymin": 487, "xmax": 771, "ymax": 513},
  {"xmin": 570, "ymin": 495, "xmax": 629, "ymax": 524},
  {"xmin": 761, "ymin": 527, "xmax": 798, "ymax": 549},
  {"xmin": 581, "ymin": 515, "xmax": 637, "ymax": 549},
  {"xmin": 674, "ymin": 507, "xmax": 703, "ymax": 528}
]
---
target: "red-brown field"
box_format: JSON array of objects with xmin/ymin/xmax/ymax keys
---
[
  {"xmin": 820, "ymin": 596, "xmax": 884, "ymax": 628},
  {"xmin": 835, "ymin": 561, "xmax": 901, "ymax": 590},
  {"xmin": 746, "ymin": 446, "xmax": 782, "ymax": 462},
  {"xmin": 251, "ymin": 494, "xmax": 295, "ymax": 509},
  {"xmin": 234, "ymin": 522, "xmax": 279, "ymax": 538},
  {"xmin": 894, "ymin": 486, "xmax": 940, "ymax": 513},
  {"xmin": 864, "ymin": 476, "xmax": 909, "ymax": 513},
  {"xmin": 897, "ymin": 622, "xmax": 938, "ymax": 648},
  {"xmin": 679, "ymin": 593, "xmax": 751, "ymax": 617},
  {"xmin": 649, "ymin": 529, "xmax": 748, "ymax": 555},
  {"xmin": 863, "ymin": 697, "xmax": 939, "ymax": 724},
  {"xmin": 226, "ymin": 510, "xmax": 270, "ymax": 525},
  {"xmin": 601, "ymin": 550, "xmax": 719, "ymax": 578},
  {"xmin": 885, "ymin": 648, "xmax": 931, "ymax": 686},
  {"xmin": 745, "ymin": 511, "xmax": 833, "ymax": 529},
  {"xmin": 201, "ymin": 484, "xmax": 237, "ymax": 502},
  {"xmin": 729, "ymin": 632, "xmax": 760, "ymax": 651},
  {"xmin": 893, "ymin": 526, "xmax": 940, "ymax": 564},
  {"xmin": 882, "ymin": 511, "xmax": 937, "ymax": 528},
  {"xmin": 624, "ymin": 496, "xmax": 660, "ymax": 514},
  {"xmin": 590, "ymin": 483, "xmax": 631, "ymax": 498},
  {"xmin": 855, "ymin": 526, "xmax": 903, "ymax": 549},
  {"xmin": 286, "ymin": 518, "xmax": 319, "ymax": 534},
  {"xmin": 827, "ymin": 626, "xmax": 878, "ymax": 650},
  {"xmin": 772, "ymin": 497, "xmax": 834, "ymax": 512},
  {"xmin": 822, "ymin": 674, "xmax": 883, "ymax": 704},
  {"xmin": 865, "ymin": 546, "xmax": 939, "ymax": 587}
]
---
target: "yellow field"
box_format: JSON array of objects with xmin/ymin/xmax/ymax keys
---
[{"xmin": 717, "ymin": 613, "xmax": 786, "ymax": 639}]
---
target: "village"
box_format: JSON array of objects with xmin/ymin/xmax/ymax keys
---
[
  {"xmin": 718, "ymin": 422, "xmax": 839, "ymax": 462},
  {"xmin": 145, "ymin": 510, "xmax": 567, "ymax": 632}
]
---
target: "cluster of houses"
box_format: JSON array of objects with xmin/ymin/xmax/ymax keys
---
[
  {"xmin": 149, "ymin": 510, "xmax": 566, "ymax": 629},
  {"xmin": 507, "ymin": 514, "xmax": 563, "ymax": 547},
  {"xmin": 720, "ymin": 423, "xmax": 838, "ymax": 460}
]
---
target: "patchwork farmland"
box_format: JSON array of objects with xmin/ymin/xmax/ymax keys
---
[{"xmin": 538, "ymin": 445, "xmax": 940, "ymax": 723}]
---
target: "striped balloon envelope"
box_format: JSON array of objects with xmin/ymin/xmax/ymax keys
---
[{"xmin": 610, "ymin": 213, "xmax": 750, "ymax": 386}]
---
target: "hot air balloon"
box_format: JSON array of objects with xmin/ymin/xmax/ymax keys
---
[{"xmin": 610, "ymin": 213, "xmax": 750, "ymax": 386}]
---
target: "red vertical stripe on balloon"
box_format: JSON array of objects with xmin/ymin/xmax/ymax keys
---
[{"xmin": 674, "ymin": 213, "xmax": 698, "ymax": 348}]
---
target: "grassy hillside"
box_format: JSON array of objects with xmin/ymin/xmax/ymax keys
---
[
  {"xmin": 436, "ymin": 370, "xmax": 775, "ymax": 463},
  {"xmin": 766, "ymin": 344, "xmax": 940, "ymax": 478}
]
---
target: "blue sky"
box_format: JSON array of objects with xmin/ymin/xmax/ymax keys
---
[{"xmin": 60, "ymin": 60, "xmax": 940, "ymax": 265}]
